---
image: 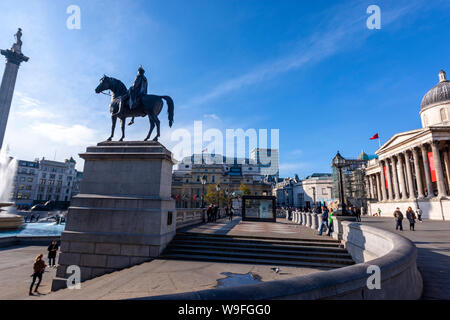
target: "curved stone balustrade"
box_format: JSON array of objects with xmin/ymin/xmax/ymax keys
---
[
  {"xmin": 306, "ymin": 213, "xmax": 312, "ymax": 227},
  {"xmin": 140, "ymin": 222, "xmax": 422, "ymax": 300}
]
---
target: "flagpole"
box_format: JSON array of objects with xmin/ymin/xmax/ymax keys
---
[{"xmin": 378, "ymin": 134, "xmax": 381, "ymax": 149}]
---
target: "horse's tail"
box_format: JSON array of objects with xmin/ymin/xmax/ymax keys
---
[{"xmin": 161, "ymin": 96, "xmax": 174, "ymax": 127}]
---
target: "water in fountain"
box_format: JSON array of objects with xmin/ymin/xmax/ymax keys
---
[{"xmin": 0, "ymin": 145, "xmax": 17, "ymax": 207}]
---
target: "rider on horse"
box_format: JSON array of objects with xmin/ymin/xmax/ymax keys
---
[{"xmin": 115, "ymin": 65, "xmax": 148, "ymax": 124}]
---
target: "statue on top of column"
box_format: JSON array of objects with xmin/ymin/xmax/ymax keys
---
[{"xmin": 12, "ymin": 28, "xmax": 23, "ymax": 53}]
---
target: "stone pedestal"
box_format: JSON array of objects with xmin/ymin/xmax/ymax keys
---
[
  {"xmin": 311, "ymin": 213, "xmax": 319, "ymax": 230},
  {"xmin": 52, "ymin": 141, "xmax": 176, "ymax": 291}
]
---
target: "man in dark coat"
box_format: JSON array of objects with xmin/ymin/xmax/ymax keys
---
[
  {"xmin": 115, "ymin": 65, "xmax": 148, "ymax": 119},
  {"xmin": 47, "ymin": 240, "xmax": 59, "ymax": 267}
]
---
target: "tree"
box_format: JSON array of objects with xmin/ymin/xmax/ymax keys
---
[
  {"xmin": 204, "ymin": 184, "xmax": 226, "ymax": 206},
  {"xmin": 239, "ymin": 183, "xmax": 251, "ymax": 195}
]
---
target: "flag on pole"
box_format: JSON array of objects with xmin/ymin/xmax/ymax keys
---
[
  {"xmin": 202, "ymin": 147, "xmax": 208, "ymax": 153},
  {"xmin": 370, "ymin": 133, "xmax": 381, "ymax": 148}
]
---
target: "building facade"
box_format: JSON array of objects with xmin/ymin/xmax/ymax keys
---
[
  {"xmin": 365, "ymin": 70, "xmax": 450, "ymax": 220},
  {"xmin": 172, "ymin": 154, "xmax": 272, "ymax": 208},
  {"xmin": 273, "ymin": 173, "xmax": 335, "ymax": 209},
  {"xmin": 11, "ymin": 157, "xmax": 82, "ymax": 208}
]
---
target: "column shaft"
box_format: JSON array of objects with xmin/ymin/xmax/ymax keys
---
[
  {"xmin": 421, "ymin": 144, "xmax": 434, "ymax": 198},
  {"xmin": 412, "ymin": 148, "xmax": 425, "ymax": 198},
  {"xmin": 379, "ymin": 162, "xmax": 387, "ymax": 201},
  {"xmin": 385, "ymin": 158, "xmax": 394, "ymax": 200},
  {"xmin": 431, "ymin": 142, "xmax": 447, "ymax": 197},
  {"xmin": 392, "ymin": 157, "xmax": 400, "ymax": 199},
  {"xmin": 404, "ymin": 151, "xmax": 415, "ymax": 200},
  {"xmin": 398, "ymin": 154, "xmax": 408, "ymax": 200}
]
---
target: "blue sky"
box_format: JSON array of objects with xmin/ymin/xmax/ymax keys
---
[{"xmin": 0, "ymin": 0, "xmax": 449, "ymax": 177}]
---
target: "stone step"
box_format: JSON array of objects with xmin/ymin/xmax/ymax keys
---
[
  {"xmin": 158, "ymin": 253, "xmax": 350, "ymax": 269},
  {"xmin": 174, "ymin": 234, "xmax": 341, "ymax": 248},
  {"xmin": 163, "ymin": 247, "xmax": 354, "ymax": 266},
  {"xmin": 170, "ymin": 239, "xmax": 347, "ymax": 253},
  {"xmin": 176, "ymin": 231, "xmax": 339, "ymax": 243},
  {"xmin": 166, "ymin": 243, "xmax": 352, "ymax": 259}
]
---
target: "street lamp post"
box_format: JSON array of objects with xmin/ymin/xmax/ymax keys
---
[
  {"xmin": 216, "ymin": 184, "xmax": 221, "ymax": 208},
  {"xmin": 332, "ymin": 151, "xmax": 350, "ymax": 216},
  {"xmin": 201, "ymin": 175, "xmax": 207, "ymax": 208}
]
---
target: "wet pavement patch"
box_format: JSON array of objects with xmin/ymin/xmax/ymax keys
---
[{"xmin": 216, "ymin": 272, "xmax": 262, "ymax": 288}]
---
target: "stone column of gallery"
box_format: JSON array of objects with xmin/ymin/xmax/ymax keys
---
[
  {"xmin": 379, "ymin": 161, "xmax": 388, "ymax": 201},
  {"xmin": 412, "ymin": 147, "xmax": 425, "ymax": 199},
  {"xmin": 385, "ymin": 158, "xmax": 394, "ymax": 200},
  {"xmin": 397, "ymin": 154, "xmax": 408, "ymax": 200},
  {"xmin": 431, "ymin": 141, "xmax": 448, "ymax": 198},
  {"xmin": 404, "ymin": 150, "xmax": 416, "ymax": 200},
  {"xmin": 421, "ymin": 144, "xmax": 434, "ymax": 198},
  {"xmin": 391, "ymin": 156, "xmax": 400, "ymax": 200}
]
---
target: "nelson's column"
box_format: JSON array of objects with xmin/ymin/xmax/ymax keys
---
[{"xmin": 0, "ymin": 28, "xmax": 29, "ymax": 148}]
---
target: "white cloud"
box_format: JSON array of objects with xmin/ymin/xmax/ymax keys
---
[
  {"xmin": 204, "ymin": 113, "xmax": 220, "ymax": 121},
  {"xmin": 16, "ymin": 108, "xmax": 57, "ymax": 119},
  {"xmin": 31, "ymin": 123, "xmax": 98, "ymax": 147}
]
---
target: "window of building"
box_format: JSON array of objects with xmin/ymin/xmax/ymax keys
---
[
  {"xmin": 26, "ymin": 185, "xmax": 32, "ymax": 191},
  {"xmin": 27, "ymin": 177, "xmax": 33, "ymax": 182},
  {"xmin": 212, "ymin": 176, "xmax": 215, "ymax": 183},
  {"xmin": 20, "ymin": 177, "xmax": 25, "ymax": 182},
  {"xmin": 440, "ymin": 108, "xmax": 448, "ymax": 122},
  {"xmin": 18, "ymin": 185, "xmax": 24, "ymax": 190},
  {"xmin": 49, "ymin": 180, "xmax": 55, "ymax": 185}
]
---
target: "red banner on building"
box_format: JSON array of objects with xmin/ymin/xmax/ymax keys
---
[
  {"xmin": 384, "ymin": 166, "xmax": 389, "ymax": 189},
  {"xmin": 428, "ymin": 152, "xmax": 437, "ymax": 182}
]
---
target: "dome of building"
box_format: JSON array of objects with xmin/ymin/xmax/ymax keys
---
[{"xmin": 421, "ymin": 70, "xmax": 450, "ymax": 111}]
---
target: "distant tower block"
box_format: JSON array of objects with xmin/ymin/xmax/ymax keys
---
[{"xmin": 0, "ymin": 28, "xmax": 29, "ymax": 149}]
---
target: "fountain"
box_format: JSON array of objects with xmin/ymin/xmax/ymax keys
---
[{"xmin": 0, "ymin": 146, "xmax": 23, "ymax": 230}]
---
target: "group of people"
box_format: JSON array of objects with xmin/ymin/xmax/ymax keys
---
[
  {"xmin": 24, "ymin": 213, "xmax": 40, "ymax": 223},
  {"xmin": 29, "ymin": 240, "xmax": 59, "ymax": 295},
  {"xmin": 393, "ymin": 206, "xmax": 422, "ymax": 231},
  {"xmin": 206, "ymin": 204, "xmax": 235, "ymax": 222}
]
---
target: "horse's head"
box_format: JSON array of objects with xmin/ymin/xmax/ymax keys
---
[{"xmin": 95, "ymin": 75, "xmax": 111, "ymax": 94}]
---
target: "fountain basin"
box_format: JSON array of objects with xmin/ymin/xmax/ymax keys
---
[{"xmin": 0, "ymin": 203, "xmax": 24, "ymax": 231}]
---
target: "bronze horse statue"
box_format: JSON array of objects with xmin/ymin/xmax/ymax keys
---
[{"xmin": 95, "ymin": 75, "xmax": 174, "ymax": 142}]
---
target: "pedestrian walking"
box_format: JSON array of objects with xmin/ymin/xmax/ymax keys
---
[
  {"xmin": 406, "ymin": 207, "xmax": 416, "ymax": 231},
  {"xmin": 356, "ymin": 207, "xmax": 361, "ymax": 222},
  {"xmin": 29, "ymin": 254, "xmax": 46, "ymax": 295},
  {"xmin": 206, "ymin": 204, "xmax": 213, "ymax": 222},
  {"xmin": 47, "ymin": 240, "xmax": 59, "ymax": 267},
  {"xmin": 318, "ymin": 206, "xmax": 329, "ymax": 236},
  {"xmin": 393, "ymin": 207, "xmax": 404, "ymax": 231},
  {"xmin": 229, "ymin": 205, "xmax": 234, "ymax": 221},
  {"xmin": 327, "ymin": 208, "xmax": 334, "ymax": 236},
  {"xmin": 416, "ymin": 207, "xmax": 423, "ymax": 222}
]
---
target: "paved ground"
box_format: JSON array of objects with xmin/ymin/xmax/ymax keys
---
[
  {"xmin": 361, "ymin": 216, "xmax": 450, "ymax": 300},
  {"xmin": 38, "ymin": 259, "xmax": 321, "ymax": 300},
  {"xmin": 0, "ymin": 245, "xmax": 58, "ymax": 299}
]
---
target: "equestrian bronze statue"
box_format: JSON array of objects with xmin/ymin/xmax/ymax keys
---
[{"xmin": 95, "ymin": 67, "xmax": 174, "ymax": 142}]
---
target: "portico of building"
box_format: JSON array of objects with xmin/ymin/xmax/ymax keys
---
[{"xmin": 365, "ymin": 127, "xmax": 450, "ymax": 220}]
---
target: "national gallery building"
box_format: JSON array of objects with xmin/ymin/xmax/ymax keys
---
[{"xmin": 365, "ymin": 70, "xmax": 450, "ymax": 220}]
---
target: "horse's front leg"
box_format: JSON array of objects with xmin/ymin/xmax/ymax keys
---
[
  {"xmin": 107, "ymin": 115, "xmax": 117, "ymax": 141},
  {"xmin": 144, "ymin": 116, "xmax": 155, "ymax": 141},
  {"xmin": 119, "ymin": 118, "xmax": 126, "ymax": 141}
]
